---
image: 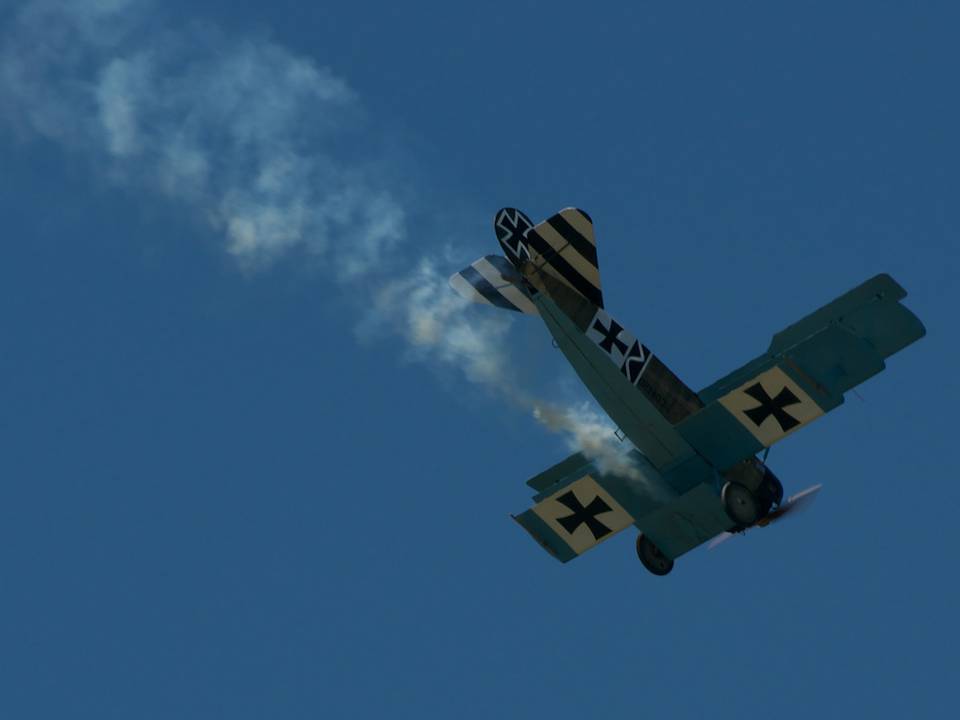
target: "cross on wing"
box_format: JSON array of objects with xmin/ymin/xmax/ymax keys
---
[
  {"xmin": 524, "ymin": 474, "xmax": 636, "ymax": 557},
  {"xmin": 554, "ymin": 490, "xmax": 613, "ymax": 540},
  {"xmin": 742, "ymin": 382, "xmax": 802, "ymax": 432},
  {"xmin": 716, "ymin": 367, "xmax": 825, "ymax": 448}
]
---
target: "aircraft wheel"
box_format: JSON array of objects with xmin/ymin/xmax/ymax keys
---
[
  {"xmin": 636, "ymin": 534, "xmax": 674, "ymax": 576},
  {"xmin": 721, "ymin": 481, "xmax": 761, "ymax": 527}
]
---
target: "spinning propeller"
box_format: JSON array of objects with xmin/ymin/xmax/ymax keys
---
[{"xmin": 708, "ymin": 484, "xmax": 823, "ymax": 549}]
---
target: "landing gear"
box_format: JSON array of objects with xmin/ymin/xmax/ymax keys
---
[
  {"xmin": 636, "ymin": 534, "xmax": 674, "ymax": 576},
  {"xmin": 721, "ymin": 481, "xmax": 761, "ymax": 527},
  {"xmin": 758, "ymin": 468, "xmax": 784, "ymax": 511}
]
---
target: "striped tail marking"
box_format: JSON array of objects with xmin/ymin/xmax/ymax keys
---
[
  {"xmin": 449, "ymin": 255, "xmax": 539, "ymax": 315},
  {"xmin": 494, "ymin": 207, "xmax": 603, "ymax": 309}
]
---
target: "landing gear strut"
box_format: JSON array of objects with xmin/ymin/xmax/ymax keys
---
[{"xmin": 636, "ymin": 534, "xmax": 674, "ymax": 576}]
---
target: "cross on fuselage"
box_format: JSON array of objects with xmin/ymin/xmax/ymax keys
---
[
  {"xmin": 593, "ymin": 317, "xmax": 628, "ymax": 356},
  {"xmin": 742, "ymin": 382, "xmax": 802, "ymax": 432},
  {"xmin": 555, "ymin": 490, "xmax": 613, "ymax": 541}
]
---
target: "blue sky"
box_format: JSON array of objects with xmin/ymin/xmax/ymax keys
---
[{"xmin": 0, "ymin": 1, "xmax": 957, "ymax": 718}]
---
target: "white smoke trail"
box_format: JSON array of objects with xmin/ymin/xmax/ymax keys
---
[
  {"xmin": 373, "ymin": 260, "xmax": 644, "ymax": 482},
  {"xmin": 0, "ymin": 0, "xmax": 399, "ymax": 274},
  {"xmin": 370, "ymin": 257, "xmax": 514, "ymax": 388},
  {"xmin": 0, "ymin": 0, "xmax": 633, "ymax": 475},
  {"xmin": 530, "ymin": 402, "xmax": 641, "ymax": 479}
]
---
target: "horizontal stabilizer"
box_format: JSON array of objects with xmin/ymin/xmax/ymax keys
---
[{"xmin": 449, "ymin": 255, "xmax": 539, "ymax": 315}]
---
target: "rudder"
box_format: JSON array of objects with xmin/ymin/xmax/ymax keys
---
[{"xmin": 494, "ymin": 207, "xmax": 604, "ymax": 308}]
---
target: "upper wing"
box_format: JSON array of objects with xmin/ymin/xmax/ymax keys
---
[{"xmin": 676, "ymin": 274, "xmax": 926, "ymax": 471}]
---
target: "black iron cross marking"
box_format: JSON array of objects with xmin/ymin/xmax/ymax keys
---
[
  {"xmin": 496, "ymin": 211, "xmax": 532, "ymax": 260},
  {"xmin": 592, "ymin": 317, "xmax": 629, "ymax": 356},
  {"xmin": 555, "ymin": 490, "xmax": 612, "ymax": 541},
  {"xmin": 742, "ymin": 382, "xmax": 802, "ymax": 432}
]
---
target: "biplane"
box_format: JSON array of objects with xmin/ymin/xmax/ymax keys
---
[{"xmin": 449, "ymin": 208, "xmax": 925, "ymax": 575}]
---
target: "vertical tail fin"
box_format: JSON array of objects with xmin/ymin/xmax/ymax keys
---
[{"xmin": 494, "ymin": 207, "xmax": 604, "ymax": 308}]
